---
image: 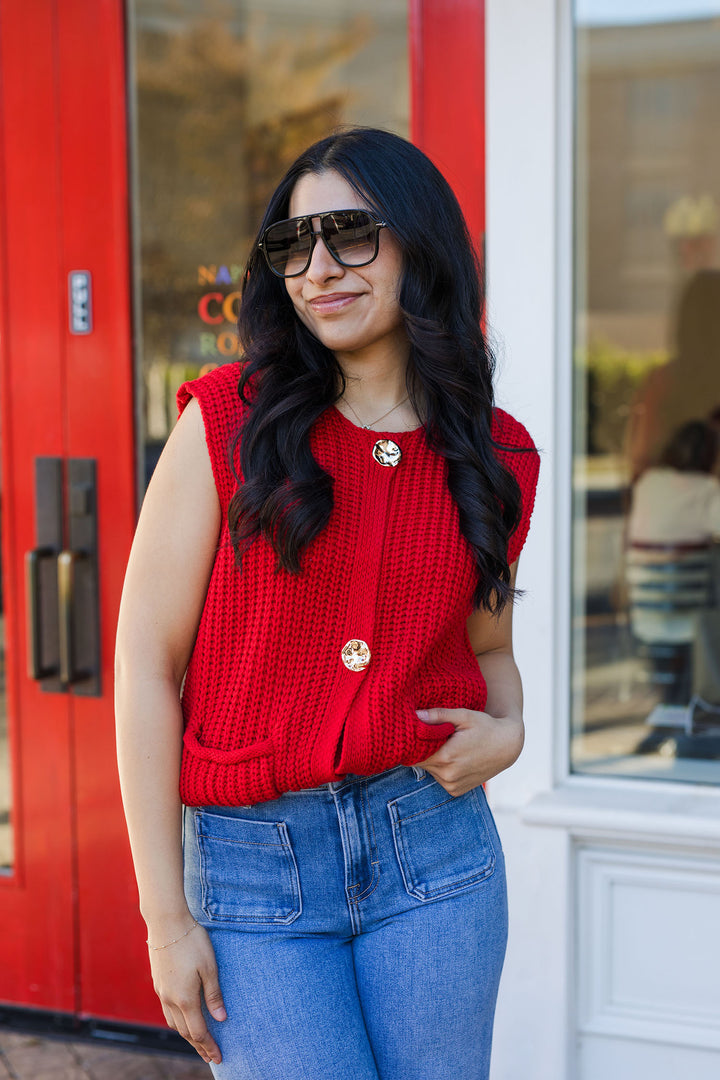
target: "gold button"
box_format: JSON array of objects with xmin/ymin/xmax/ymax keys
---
[
  {"xmin": 341, "ymin": 639, "xmax": 371, "ymax": 671},
  {"xmin": 372, "ymin": 439, "xmax": 402, "ymax": 467}
]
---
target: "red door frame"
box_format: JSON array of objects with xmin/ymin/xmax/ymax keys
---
[
  {"xmin": 0, "ymin": 0, "xmax": 485, "ymax": 1027},
  {"xmin": 410, "ymin": 0, "xmax": 486, "ymax": 258},
  {"xmin": 55, "ymin": 0, "xmax": 158, "ymax": 1023}
]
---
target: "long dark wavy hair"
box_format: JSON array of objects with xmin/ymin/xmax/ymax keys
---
[{"xmin": 229, "ymin": 127, "xmax": 529, "ymax": 613}]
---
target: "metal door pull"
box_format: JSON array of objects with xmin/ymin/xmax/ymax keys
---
[
  {"xmin": 25, "ymin": 456, "xmax": 100, "ymax": 695},
  {"xmin": 25, "ymin": 547, "xmax": 60, "ymax": 680}
]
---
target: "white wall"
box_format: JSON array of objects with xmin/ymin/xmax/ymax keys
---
[{"xmin": 485, "ymin": 0, "xmax": 570, "ymax": 1070}]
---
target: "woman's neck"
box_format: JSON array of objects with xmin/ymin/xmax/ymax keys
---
[{"xmin": 333, "ymin": 340, "xmax": 418, "ymax": 427}]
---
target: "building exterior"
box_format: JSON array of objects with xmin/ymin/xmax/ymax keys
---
[
  {"xmin": 1, "ymin": 2, "xmax": 720, "ymax": 1078},
  {"xmin": 487, "ymin": 3, "xmax": 720, "ymax": 1078}
]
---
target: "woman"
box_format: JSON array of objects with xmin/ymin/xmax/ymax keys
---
[{"xmin": 115, "ymin": 127, "xmax": 540, "ymax": 1080}]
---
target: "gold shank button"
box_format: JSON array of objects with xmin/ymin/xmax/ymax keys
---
[
  {"xmin": 372, "ymin": 439, "xmax": 402, "ymax": 467},
  {"xmin": 341, "ymin": 639, "xmax": 371, "ymax": 671}
]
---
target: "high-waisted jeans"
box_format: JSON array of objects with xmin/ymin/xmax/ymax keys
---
[{"xmin": 182, "ymin": 765, "xmax": 508, "ymax": 1080}]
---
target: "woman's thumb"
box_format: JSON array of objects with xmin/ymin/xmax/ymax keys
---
[
  {"xmin": 416, "ymin": 709, "xmax": 442, "ymax": 723},
  {"xmin": 203, "ymin": 974, "xmax": 227, "ymax": 1021},
  {"xmin": 416, "ymin": 708, "xmax": 459, "ymax": 733}
]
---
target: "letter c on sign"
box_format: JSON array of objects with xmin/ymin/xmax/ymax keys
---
[{"xmin": 198, "ymin": 293, "xmax": 223, "ymax": 324}]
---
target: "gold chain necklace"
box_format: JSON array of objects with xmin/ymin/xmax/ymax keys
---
[{"xmin": 341, "ymin": 394, "xmax": 410, "ymax": 430}]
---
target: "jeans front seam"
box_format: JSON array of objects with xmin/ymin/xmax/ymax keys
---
[
  {"xmin": 332, "ymin": 791, "xmax": 361, "ymax": 933},
  {"xmin": 349, "ymin": 779, "xmax": 380, "ymax": 905},
  {"xmin": 348, "ymin": 862, "xmax": 381, "ymax": 905}
]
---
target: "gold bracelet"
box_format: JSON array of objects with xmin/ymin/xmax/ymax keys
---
[{"xmin": 146, "ymin": 918, "xmax": 199, "ymax": 951}]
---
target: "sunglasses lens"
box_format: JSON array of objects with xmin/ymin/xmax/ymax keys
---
[
  {"xmin": 263, "ymin": 218, "xmax": 312, "ymax": 276},
  {"xmin": 262, "ymin": 210, "xmax": 381, "ymax": 276},
  {"xmin": 323, "ymin": 210, "xmax": 377, "ymax": 266}
]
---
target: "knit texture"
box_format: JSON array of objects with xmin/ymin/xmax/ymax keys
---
[{"xmin": 177, "ymin": 361, "xmax": 540, "ymax": 807}]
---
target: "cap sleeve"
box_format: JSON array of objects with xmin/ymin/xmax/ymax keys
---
[
  {"xmin": 491, "ymin": 407, "xmax": 541, "ymax": 565},
  {"xmin": 176, "ymin": 361, "xmax": 248, "ymax": 516}
]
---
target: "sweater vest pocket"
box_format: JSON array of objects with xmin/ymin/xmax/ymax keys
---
[
  {"xmin": 183, "ymin": 729, "xmax": 274, "ymax": 765},
  {"xmin": 180, "ymin": 730, "xmax": 279, "ymax": 806}
]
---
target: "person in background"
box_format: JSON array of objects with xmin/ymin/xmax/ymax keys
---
[
  {"xmin": 626, "ymin": 270, "xmax": 720, "ymax": 484},
  {"xmin": 628, "ymin": 420, "xmax": 720, "ymax": 546}
]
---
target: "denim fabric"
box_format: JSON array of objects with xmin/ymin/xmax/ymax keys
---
[{"xmin": 182, "ymin": 765, "xmax": 508, "ymax": 1080}]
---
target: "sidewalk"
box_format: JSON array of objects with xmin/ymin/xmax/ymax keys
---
[{"xmin": 0, "ymin": 1031, "xmax": 211, "ymax": 1079}]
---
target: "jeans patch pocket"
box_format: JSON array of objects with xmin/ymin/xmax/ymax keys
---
[
  {"xmin": 195, "ymin": 810, "xmax": 302, "ymax": 924},
  {"xmin": 388, "ymin": 781, "xmax": 496, "ymax": 901}
]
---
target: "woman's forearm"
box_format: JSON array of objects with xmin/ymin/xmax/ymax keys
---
[{"xmin": 114, "ymin": 670, "xmax": 192, "ymax": 935}]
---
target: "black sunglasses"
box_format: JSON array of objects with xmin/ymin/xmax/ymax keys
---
[{"xmin": 258, "ymin": 209, "xmax": 388, "ymax": 278}]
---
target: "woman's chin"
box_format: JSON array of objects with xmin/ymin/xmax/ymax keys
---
[{"xmin": 311, "ymin": 330, "xmax": 367, "ymax": 355}]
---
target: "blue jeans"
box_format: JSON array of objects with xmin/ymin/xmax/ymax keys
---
[{"xmin": 182, "ymin": 765, "xmax": 508, "ymax": 1080}]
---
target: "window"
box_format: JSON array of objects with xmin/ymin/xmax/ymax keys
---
[
  {"xmin": 129, "ymin": 0, "xmax": 409, "ymax": 487},
  {"xmin": 571, "ymin": 1, "xmax": 720, "ymax": 782}
]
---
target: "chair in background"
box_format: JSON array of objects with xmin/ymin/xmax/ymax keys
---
[{"xmin": 626, "ymin": 540, "xmax": 717, "ymax": 744}]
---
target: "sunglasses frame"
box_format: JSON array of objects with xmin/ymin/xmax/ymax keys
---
[{"xmin": 258, "ymin": 209, "xmax": 388, "ymax": 279}]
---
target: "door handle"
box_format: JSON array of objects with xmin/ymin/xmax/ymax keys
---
[
  {"xmin": 58, "ymin": 550, "xmax": 87, "ymax": 686},
  {"xmin": 26, "ymin": 456, "xmax": 101, "ymax": 695},
  {"xmin": 25, "ymin": 458, "xmax": 64, "ymax": 692},
  {"xmin": 25, "ymin": 547, "xmax": 60, "ymax": 680},
  {"xmin": 60, "ymin": 459, "xmax": 100, "ymax": 696}
]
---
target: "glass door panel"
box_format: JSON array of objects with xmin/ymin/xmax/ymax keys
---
[{"xmin": 128, "ymin": 0, "xmax": 409, "ymax": 489}]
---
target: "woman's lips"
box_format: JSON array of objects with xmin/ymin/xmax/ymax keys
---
[{"xmin": 307, "ymin": 292, "xmax": 360, "ymax": 314}]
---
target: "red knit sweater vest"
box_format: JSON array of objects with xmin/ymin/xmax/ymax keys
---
[{"xmin": 176, "ymin": 361, "xmax": 540, "ymax": 807}]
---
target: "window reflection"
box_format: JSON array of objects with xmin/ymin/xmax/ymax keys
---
[
  {"xmin": 572, "ymin": 3, "xmax": 720, "ymax": 782},
  {"xmin": 129, "ymin": 0, "xmax": 408, "ymax": 484}
]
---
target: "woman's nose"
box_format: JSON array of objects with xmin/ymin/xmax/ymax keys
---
[{"xmin": 305, "ymin": 232, "xmax": 344, "ymax": 283}]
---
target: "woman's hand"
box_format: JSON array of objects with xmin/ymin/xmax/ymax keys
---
[
  {"xmin": 415, "ymin": 707, "xmax": 524, "ymax": 797},
  {"xmin": 148, "ymin": 920, "xmax": 227, "ymax": 1065}
]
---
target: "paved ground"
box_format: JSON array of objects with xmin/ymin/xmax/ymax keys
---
[{"xmin": 0, "ymin": 1031, "xmax": 211, "ymax": 1079}]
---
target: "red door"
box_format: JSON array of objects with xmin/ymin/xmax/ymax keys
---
[
  {"xmin": 0, "ymin": 0, "xmax": 484, "ymax": 1027},
  {"xmin": 0, "ymin": 0, "xmax": 158, "ymax": 1023}
]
